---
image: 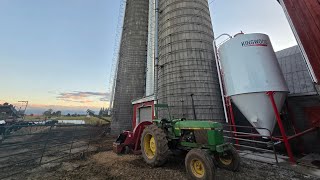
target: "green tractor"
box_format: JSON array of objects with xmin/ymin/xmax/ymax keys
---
[{"xmin": 114, "ymin": 104, "xmax": 240, "ymax": 179}]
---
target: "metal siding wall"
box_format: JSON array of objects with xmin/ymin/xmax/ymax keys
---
[
  {"xmin": 111, "ymin": 0, "xmax": 149, "ymax": 135},
  {"xmin": 276, "ymin": 46, "xmax": 317, "ymax": 95},
  {"xmin": 157, "ymin": 0, "xmax": 224, "ymax": 121}
]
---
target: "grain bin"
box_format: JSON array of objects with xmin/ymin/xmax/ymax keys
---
[{"xmin": 218, "ymin": 33, "xmax": 289, "ymax": 136}]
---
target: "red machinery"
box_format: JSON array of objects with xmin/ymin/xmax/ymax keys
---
[{"xmin": 113, "ymin": 121, "xmax": 152, "ymax": 154}]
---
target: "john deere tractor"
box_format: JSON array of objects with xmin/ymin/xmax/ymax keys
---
[{"xmin": 114, "ymin": 104, "xmax": 240, "ymax": 179}]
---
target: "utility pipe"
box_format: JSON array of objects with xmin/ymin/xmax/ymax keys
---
[
  {"xmin": 154, "ymin": 0, "xmax": 159, "ymax": 102},
  {"xmin": 213, "ymin": 33, "xmax": 232, "ymax": 123}
]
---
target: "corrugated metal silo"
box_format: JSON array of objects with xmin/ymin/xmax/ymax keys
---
[
  {"xmin": 157, "ymin": 0, "xmax": 225, "ymax": 121},
  {"xmin": 111, "ymin": 0, "xmax": 149, "ymax": 134}
]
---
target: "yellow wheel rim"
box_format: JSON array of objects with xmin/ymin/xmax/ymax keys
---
[
  {"xmin": 219, "ymin": 155, "xmax": 232, "ymax": 165},
  {"xmin": 143, "ymin": 134, "xmax": 156, "ymax": 159},
  {"xmin": 150, "ymin": 137, "xmax": 156, "ymax": 152},
  {"xmin": 190, "ymin": 159, "xmax": 205, "ymax": 178}
]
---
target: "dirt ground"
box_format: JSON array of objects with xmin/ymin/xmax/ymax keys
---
[{"xmin": 16, "ymin": 135, "xmax": 318, "ymax": 180}]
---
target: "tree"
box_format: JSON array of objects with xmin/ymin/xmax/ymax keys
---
[
  {"xmin": 43, "ymin": 109, "xmax": 53, "ymax": 117},
  {"xmin": 99, "ymin": 108, "xmax": 103, "ymax": 116},
  {"xmin": 104, "ymin": 108, "xmax": 109, "ymax": 116},
  {"xmin": 55, "ymin": 111, "xmax": 62, "ymax": 117}
]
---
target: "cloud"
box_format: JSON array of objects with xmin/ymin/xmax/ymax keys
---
[
  {"xmin": 56, "ymin": 91, "xmax": 110, "ymax": 103},
  {"xmin": 1, "ymin": 91, "xmax": 111, "ymax": 115}
]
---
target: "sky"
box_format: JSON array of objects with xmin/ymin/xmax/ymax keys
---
[{"xmin": 0, "ymin": 0, "xmax": 297, "ymax": 114}]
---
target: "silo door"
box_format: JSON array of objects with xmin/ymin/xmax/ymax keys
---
[{"xmin": 138, "ymin": 106, "xmax": 152, "ymax": 124}]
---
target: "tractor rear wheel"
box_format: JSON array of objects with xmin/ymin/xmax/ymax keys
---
[
  {"xmin": 214, "ymin": 146, "xmax": 240, "ymax": 171},
  {"xmin": 185, "ymin": 149, "xmax": 215, "ymax": 180},
  {"xmin": 140, "ymin": 124, "xmax": 169, "ymax": 167}
]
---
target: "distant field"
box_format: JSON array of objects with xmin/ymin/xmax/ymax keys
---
[{"xmin": 24, "ymin": 115, "xmax": 110, "ymax": 125}]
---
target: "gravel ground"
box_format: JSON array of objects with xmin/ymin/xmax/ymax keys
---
[{"xmin": 15, "ymin": 135, "xmax": 319, "ymax": 180}]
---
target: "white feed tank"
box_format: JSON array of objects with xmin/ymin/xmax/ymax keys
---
[{"xmin": 218, "ymin": 33, "xmax": 289, "ymax": 136}]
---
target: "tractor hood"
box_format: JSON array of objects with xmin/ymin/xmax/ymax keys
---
[{"xmin": 174, "ymin": 120, "xmax": 223, "ymax": 130}]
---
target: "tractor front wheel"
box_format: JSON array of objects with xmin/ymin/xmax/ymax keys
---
[
  {"xmin": 185, "ymin": 149, "xmax": 216, "ymax": 180},
  {"xmin": 140, "ymin": 124, "xmax": 169, "ymax": 167},
  {"xmin": 214, "ymin": 146, "xmax": 240, "ymax": 171}
]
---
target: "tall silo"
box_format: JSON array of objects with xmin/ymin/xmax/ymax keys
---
[
  {"xmin": 157, "ymin": 0, "xmax": 225, "ymax": 121},
  {"xmin": 111, "ymin": 0, "xmax": 149, "ymax": 135}
]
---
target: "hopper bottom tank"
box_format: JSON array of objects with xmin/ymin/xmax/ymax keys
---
[
  {"xmin": 231, "ymin": 92, "xmax": 287, "ymax": 137},
  {"xmin": 218, "ymin": 33, "xmax": 289, "ymax": 137}
]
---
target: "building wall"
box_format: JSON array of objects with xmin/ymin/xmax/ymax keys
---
[
  {"xmin": 279, "ymin": 4, "xmax": 320, "ymax": 152},
  {"xmin": 111, "ymin": 0, "xmax": 149, "ymax": 135},
  {"xmin": 276, "ymin": 45, "xmax": 317, "ymax": 96},
  {"xmin": 281, "ymin": 0, "xmax": 320, "ymax": 84},
  {"xmin": 157, "ymin": 0, "xmax": 225, "ymax": 121},
  {"xmin": 276, "ymin": 46, "xmax": 320, "ymax": 153},
  {"xmin": 287, "ymin": 96, "xmax": 320, "ymax": 153},
  {"xmin": 276, "ymin": 46, "xmax": 319, "ymax": 153}
]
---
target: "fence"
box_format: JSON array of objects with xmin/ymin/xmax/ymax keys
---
[
  {"xmin": 223, "ymin": 124, "xmax": 279, "ymax": 164},
  {"xmin": 0, "ymin": 124, "xmax": 105, "ymax": 179}
]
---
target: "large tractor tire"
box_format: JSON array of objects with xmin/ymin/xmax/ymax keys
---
[
  {"xmin": 214, "ymin": 146, "xmax": 240, "ymax": 171},
  {"xmin": 140, "ymin": 124, "xmax": 169, "ymax": 167},
  {"xmin": 185, "ymin": 149, "xmax": 216, "ymax": 180}
]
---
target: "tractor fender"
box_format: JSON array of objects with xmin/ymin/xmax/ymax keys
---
[
  {"xmin": 121, "ymin": 121, "xmax": 153, "ymax": 153},
  {"xmin": 113, "ymin": 121, "xmax": 153, "ymax": 154}
]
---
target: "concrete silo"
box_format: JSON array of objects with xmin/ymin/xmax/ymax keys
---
[
  {"xmin": 111, "ymin": 0, "xmax": 149, "ymax": 135},
  {"xmin": 157, "ymin": 0, "xmax": 225, "ymax": 121}
]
